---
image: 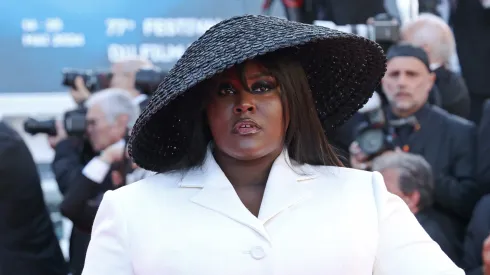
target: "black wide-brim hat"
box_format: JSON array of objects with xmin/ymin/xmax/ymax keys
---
[{"xmin": 129, "ymin": 15, "xmax": 386, "ymax": 172}]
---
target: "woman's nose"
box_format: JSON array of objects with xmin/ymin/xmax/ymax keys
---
[{"xmin": 233, "ymin": 93, "xmax": 256, "ymax": 114}]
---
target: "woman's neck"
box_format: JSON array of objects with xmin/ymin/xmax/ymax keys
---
[{"xmin": 213, "ymin": 148, "xmax": 282, "ymax": 187}]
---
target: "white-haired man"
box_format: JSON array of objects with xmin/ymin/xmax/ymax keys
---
[
  {"xmin": 58, "ymin": 88, "xmax": 139, "ymax": 226},
  {"xmin": 84, "ymin": 88, "xmax": 138, "ymax": 153},
  {"xmin": 48, "ymin": 88, "xmax": 139, "ymax": 275},
  {"xmin": 401, "ymin": 13, "xmax": 470, "ymax": 119}
]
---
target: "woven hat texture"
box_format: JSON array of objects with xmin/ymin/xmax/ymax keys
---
[{"xmin": 129, "ymin": 14, "xmax": 386, "ymax": 171}]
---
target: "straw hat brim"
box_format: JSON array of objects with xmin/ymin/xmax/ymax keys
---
[{"xmin": 128, "ymin": 15, "xmax": 386, "ymax": 171}]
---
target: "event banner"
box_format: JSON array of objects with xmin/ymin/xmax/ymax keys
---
[{"xmin": 0, "ymin": 0, "xmax": 281, "ymax": 93}]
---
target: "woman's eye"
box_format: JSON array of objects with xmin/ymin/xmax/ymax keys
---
[
  {"xmin": 217, "ymin": 83, "xmax": 235, "ymax": 96},
  {"xmin": 250, "ymin": 80, "xmax": 276, "ymax": 94}
]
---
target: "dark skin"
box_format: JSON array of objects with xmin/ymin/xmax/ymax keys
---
[{"xmin": 206, "ymin": 60, "xmax": 289, "ymax": 217}]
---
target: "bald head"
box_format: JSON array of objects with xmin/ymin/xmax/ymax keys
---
[
  {"xmin": 401, "ymin": 13, "xmax": 456, "ymax": 66},
  {"xmin": 112, "ymin": 58, "xmax": 153, "ymax": 74},
  {"xmin": 110, "ymin": 58, "xmax": 154, "ymax": 96}
]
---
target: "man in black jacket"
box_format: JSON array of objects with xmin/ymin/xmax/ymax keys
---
[
  {"xmin": 0, "ymin": 121, "xmax": 68, "ymax": 275},
  {"xmin": 49, "ymin": 88, "xmax": 138, "ymax": 275},
  {"xmin": 350, "ymin": 45, "xmax": 480, "ymax": 239}
]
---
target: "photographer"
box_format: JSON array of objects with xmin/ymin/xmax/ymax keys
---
[
  {"xmin": 350, "ymin": 44, "xmax": 479, "ymax": 239},
  {"xmin": 54, "ymin": 88, "xmax": 138, "ymax": 229},
  {"xmin": 69, "ymin": 58, "xmax": 154, "ymax": 112},
  {"xmin": 48, "ymin": 88, "xmax": 138, "ymax": 275}
]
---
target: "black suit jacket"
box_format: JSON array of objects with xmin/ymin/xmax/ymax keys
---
[
  {"xmin": 0, "ymin": 121, "xmax": 68, "ymax": 275},
  {"xmin": 60, "ymin": 170, "xmax": 111, "ymax": 233},
  {"xmin": 416, "ymin": 207, "xmax": 462, "ymax": 266},
  {"xmin": 394, "ymin": 105, "xmax": 480, "ymax": 228},
  {"xmin": 51, "ymin": 138, "xmax": 112, "ymax": 275}
]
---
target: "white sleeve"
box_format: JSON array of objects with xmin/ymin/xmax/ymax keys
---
[
  {"xmin": 371, "ymin": 171, "xmax": 464, "ymax": 275},
  {"xmin": 82, "ymin": 191, "xmax": 133, "ymax": 275},
  {"xmin": 82, "ymin": 157, "xmax": 111, "ymax": 184}
]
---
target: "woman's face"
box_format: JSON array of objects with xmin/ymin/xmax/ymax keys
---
[{"xmin": 206, "ymin": 60, "xmax": 288, "ymax": 161}]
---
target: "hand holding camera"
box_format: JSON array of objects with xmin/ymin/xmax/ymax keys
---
[
  {"xmin": 349, "ymin": 141, "xmax": 402, "ymax": 170},
  {"xmin": 100, "ymin": 141, "xmax": 131, "ymax": 188},
  {"xmin": 349, "ymin": 141, "xmax": 372, "ymax": 170},
  {"xmin": 47, "ymin": 120, "xmax": 68, "ymax": 149},
  {"xmin": 70, "ymin": 76, "xmax": 91, "ymax": 105},
  {"xmin": 99, "ymin": 141, "xmax": 127, "ymax": 165}
]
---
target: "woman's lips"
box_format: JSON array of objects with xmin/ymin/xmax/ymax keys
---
[{"xmin": 232, "ymin": 119, "xmax": 261, "ymax": 135}]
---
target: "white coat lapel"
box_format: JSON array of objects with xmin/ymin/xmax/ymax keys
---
[
  {"xmin": 186, "ymin": 148, "xmax": 314, "ymax": 242},
  {"xmin": 187, "ymin": 149, "xmax": 271, "ymax": 242},
  {"xmin": 258, "ymin": 152, "xmax": 315, "ymax": 223}
]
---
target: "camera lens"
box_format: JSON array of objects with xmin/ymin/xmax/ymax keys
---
[
  {"xmin": 23, "ymin": 118, "xmax": 57, "ymax": 136},
  {"xmin": 357, "ymin": 129, "xmax": 385, "ymax": 155}
]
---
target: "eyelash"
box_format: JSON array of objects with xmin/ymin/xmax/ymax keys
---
[
  {"xmin": 218, "ymin": 85, "xmax": 235, "ymax": 96},
  {"xmin": 218, "ymin": 81, "xmax": 276, "ymax": 96}
]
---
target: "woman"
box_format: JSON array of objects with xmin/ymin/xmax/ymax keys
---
[{"xmin": 82, "ymin": 15, "xmax": 463, "ymax": 274}]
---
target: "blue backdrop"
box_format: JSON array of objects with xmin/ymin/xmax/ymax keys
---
[{"xmin": 0, "ymin": 0, "xmax": 283, "ymax": 93}]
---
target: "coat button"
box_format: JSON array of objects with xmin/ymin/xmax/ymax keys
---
[{"xmin": 250, "ymin": 246, "xmax": 266, "ymax": 260}]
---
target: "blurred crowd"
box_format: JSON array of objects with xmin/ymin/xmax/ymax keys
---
[
  {"xmin": 330, "ymin": 5, "xmax": 490, "ymax": 275},
  {"xmin": 1, "ymin": 0, "xmax": 490, "ymax": 274}
]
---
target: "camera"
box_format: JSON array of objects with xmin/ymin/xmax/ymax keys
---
[
  {"xmin": 62, "ymin": 66, "xmax": 167, "ymax": 95},
  {"xmin": 367, "ymin": 13, "xmax": 401, "ymax": 43},
  {"xmin": 135, "ymin": 67, "xmax": 167, "ymax": 95},
  {"xmin": 354, "ymin": 92, "xmax": 395, "ymax": 159},
  {"xmin": 419, "ymin": 0, "xmax": 443, "ymax": 14},
  {"xmin": 62, "ymin": 69, "xmax": 112, "ymax": 93},
  {"xmin": 24, "ymin": 108, "xmax": 87, "ymax": 137},
  {"xmin": 314, "ymin": 13, "xmax": 400, "ymax": 44},
  {"xmin": 355, "ymin": 109, "xmax": 396, "ymax": 159}
]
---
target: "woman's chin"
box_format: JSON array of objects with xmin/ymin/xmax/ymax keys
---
[
  {"xmin": 213, "ymin": 139, "xmax": 283, "ymax": 162},
  {"xmin": 228, "ymin": 146, "xmax": 281, "ymax": 162}
]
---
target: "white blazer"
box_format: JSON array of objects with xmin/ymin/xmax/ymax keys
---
[{"xmin": 82, "ymin": 149, "xmax": 463, "ymax": 275}]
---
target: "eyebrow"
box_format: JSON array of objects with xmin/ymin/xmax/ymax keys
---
[
  {"xmin": 219, "ymin": 72, "xmax": 273, "ymax": 81},
  {"xmin": 245, "ymin": 72, "xmax": 273, "ymax": 80}
]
